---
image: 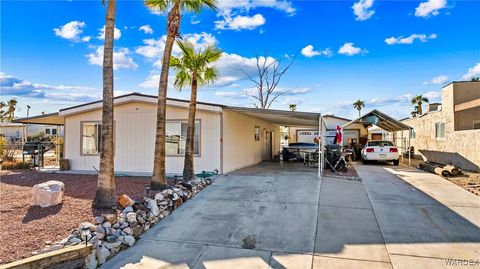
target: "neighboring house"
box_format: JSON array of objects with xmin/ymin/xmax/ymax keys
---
[
  {"xmin": 0, "ymin": 122, "xmax": 63, "ymax": 141},
  {"xmin": 14, "ymin": 93, "xmax": 321, "ymax": 175},
  {"xmin": 0, "ymin": 122, "xmax": 24, "ymax": 141},
  {"xmin": 401, "ymin": 81, "xmax": 480, "ymax": 171},
  {"xmin": 290, "ymin": 115, "xmax": 368, "ymax": 145}
]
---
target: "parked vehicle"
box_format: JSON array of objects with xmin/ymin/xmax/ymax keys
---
[{"xmin": 361, "ymin": 140, "xmax": 399, "ymax": 165}]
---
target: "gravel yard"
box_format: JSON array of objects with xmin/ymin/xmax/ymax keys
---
[{"xmin": 0, "ymin": 170, "xmax": 152, "ymax": 264}]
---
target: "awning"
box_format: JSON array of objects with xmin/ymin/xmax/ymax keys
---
[
  {"xmin": 225, "ymin": 106, "xmax": 321, "ymax": 126},
  {"xmin": 12, "ymin": 112, "xmax": 64, "ymax": 125},
  {"xmin": 343, "ymin": 109, "xmax": 411, "ymax": 132}
]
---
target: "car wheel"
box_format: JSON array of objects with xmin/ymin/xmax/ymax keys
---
[
  {"xmin": 362, "ymin": 158, "xmax": 369, "ymax": 165},
  {"xmin": 393, "ymin": 160, "xmax": 399, "ymax": 166}
]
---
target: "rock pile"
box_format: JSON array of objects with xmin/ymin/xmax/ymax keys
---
[{"xmin": 32, "ymin": 178, "xmax": 213, "ymax": 269}]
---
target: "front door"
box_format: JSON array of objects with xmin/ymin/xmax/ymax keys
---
[{"xmin": 262, "ymin": 130, "xmax": 273, "ymax": 161}]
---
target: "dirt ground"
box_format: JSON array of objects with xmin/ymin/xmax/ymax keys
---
[{"xmin": 0, "ymin": 171, "xmax": 152, "ymax": 264}]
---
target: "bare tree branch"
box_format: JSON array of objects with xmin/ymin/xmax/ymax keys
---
[{"xmin": 238, "ymin": 52, "xmax": 296, "ymax": 109}]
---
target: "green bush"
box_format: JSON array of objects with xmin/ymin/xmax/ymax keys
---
[{"xmin": 1, "ymin": 161, "xmax": 32, "ymax": 170}]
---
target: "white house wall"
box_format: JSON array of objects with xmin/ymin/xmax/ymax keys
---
[
  {"xmin": 222, "ymin": 110, "xmax": 280, "ymax": 173},
  {"xmin": 64, "ymin": 102, "xmax": 221, "ymax": 175}
]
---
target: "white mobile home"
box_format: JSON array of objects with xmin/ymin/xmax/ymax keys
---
[{"xmin": 15, "ymin": 93, "xmax": 322, "ymax": 175}]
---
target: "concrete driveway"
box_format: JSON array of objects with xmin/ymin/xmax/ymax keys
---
[{"xmin": 102, "ymin": 162, "xmax": 480, "ymax": 269}]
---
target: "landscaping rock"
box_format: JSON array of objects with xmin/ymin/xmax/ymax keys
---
[
  {"xmin": 126, "ymin": 212, "xmax": 137, "ymax": 223},
  {"xmin": 96, "ymin": 245, "xmax": 110, "ymax": 265},
  {"xmin": 85, "ymin": 251, "xmax": 97, "ymax": 269},
  {"xmin": 123, "ymin": 227, "xmax": 132, "ymax": 235},
  {"xmin": 103, "ymin": 239, "xmax": 122, "ymax": 250},
  {"xmin": 79, "ymin": 222, "xmax": 96, "ymax": 232},
  {"xmin": 117, "ymin": 194, "xmax": 134, "ymax": 209},
  {"xmin": 31, "ymin": 180, "xmax": 65, "ymax": 208},
  {"xmin": 147, "ymin": 198, "xmax": 160, "ymax": 216},
  {"xmin": 122, "ymin": 235, "xmax": 135, "ymax": 247},
  {"xmin": 102, "ymin": 213, "xmax": 117, "ymax": 224},
  {"xmin": 105, "ymin": 234, "xmax": 118, "ymax": 243},
  {"xmin": 68, "ymin": 237, "xmax": 82, "ymax": 246},
  {"xmin": 93, "ymin": 216, "xmax": 104, "ymax": 225},
  {"xmin": 154, "ymin": 193, "xmax": 164, "ymax": 201},
  {"xmin": 102, "ymin": 222, "xmax": 112, "ymax": 229}
]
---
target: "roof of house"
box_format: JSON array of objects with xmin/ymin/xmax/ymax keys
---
[{"xmin": 343, "ymin": 109, "xmax": 411, "ymax": 132}]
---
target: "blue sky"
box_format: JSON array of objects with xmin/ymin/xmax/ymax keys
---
[{"xmin": 1, "ymin": 0, "xmax": 479, "ymax": 119}]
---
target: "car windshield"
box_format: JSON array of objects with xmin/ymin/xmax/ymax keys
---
[{"xmin": 368, "ymin": 141, "xmax": 394, "ymax": 147}]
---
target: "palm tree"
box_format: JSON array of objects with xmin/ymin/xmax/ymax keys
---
[
  {"xmin": 352, "ymin": 99, "xmax": 365, "ymax": 117},
  {"xmin": 6, "ymin": 98, "xmax": 17, "ymax": 122},
  {"xmin": 0, "ymin": 101, "xmax": 6, "ymax": 122},
  {"xmin": 145, "ymin": 0, "xmax": 217, "ymax": 190},
  {"xmin": 289, "ymin": 104, "xmax": 297, "ymax": 111},
  {"xmin": 411, "ymin": 95, "xmax": 429, "ymax": 115},
  {"xmin": 170, "ymin": 40, "xmax": 221, "ymax": 180},
  {"xmin": 471, "ymin": 77, "xmax": 480, "ymax": 82},
  {"xmin": 93, "ymin": 0, "xmax": 117, "ymax": 209}
]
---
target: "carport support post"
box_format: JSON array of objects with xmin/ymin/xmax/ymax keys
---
[
  {"xmin": 318, "ymin": 115, "xmax": 323, "ymax": 179},
  {"xmin": 408, "ymin": 130, "xmax": 411, "ymax": 166}
]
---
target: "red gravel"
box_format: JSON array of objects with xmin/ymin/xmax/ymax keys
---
[{"xmin": 0, "ymin": 170, "xmax": 152, "ymax": 264}]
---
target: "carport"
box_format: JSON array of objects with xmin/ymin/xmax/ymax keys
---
[
  {"xmin": 342, "ymin": 109, "xmax": 413, "ymax": 165},
  {"xmin": 224, "ymin": 107, "xmax": 327, "ymax": 178}
]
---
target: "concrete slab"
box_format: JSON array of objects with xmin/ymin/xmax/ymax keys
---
[
  {"xmin": 192, "ymin": 246, "xmax": 271, "ymax": 269},
  {"xmin": 312, "ymin": 256, "xmax": 393, "ymax": 269},
  {"xmin": 389, "ymin": 254, "xmax": 476, "ymax": 269},
  {"xmin": 270, "ymin": 252, "xmax": 313, "ymax": 269},
  {"xmin": 197, "ymin": 177, "xmax": 320, "ymax": 204},
  {"xmin": 319, "ymin": 178, "xmax": 371, "ymax": 209},
  {"xmin": 101, "ymin": 239, "xmax": 207, "ymax": 269},
  {"xmin": 143, "ymin": 198, "xmax": 318, "ymax": 254},
  {"xmin": 315, "ymin": 206, "xmax": 390, "ymax": 262},
  {"xmin": 384, "ymin": 167, "xmax": 480, "ymax": 207}
]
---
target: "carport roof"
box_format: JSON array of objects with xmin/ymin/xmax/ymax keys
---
[
  {"xmin": 225, "ymin": 106, "xmax": 321, "ymax": 126},
  {"xmin": 12, "ymin": 112, "xmax": 64, "ymax": 125},
  {"xmin": 343, "ymin": 109, "xmax": 411, "ymax": 132}
]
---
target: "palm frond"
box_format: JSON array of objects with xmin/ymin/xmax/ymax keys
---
[{"xmin": 144, "ymin": 0, "xmax": 170, "ymax": 10}]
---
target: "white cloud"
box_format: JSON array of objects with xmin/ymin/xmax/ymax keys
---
[
  {"xmin": 215, "ymin": 14, "xmax": 266, "ymax": 31},
  {"xmin": 352, "ymin": 0, "xmax": 375, "ymax": 21},
  {"xmin": 0, "ymin": 73, "xmax": 99, "ymax": 102},
  {"xmin": 53, "ymin": 21, "xmax": 89, "ymax": 42},
  {"xmin": 385, "ymin": 33, "xmax": 437, "ymax": 45},
  {"xmin": 86, "ymin": 46, "xmax": 138, "ymax": 70},
  {"xmin": 136, "ymin": 32, "xmax": 218, "ymax": 69},
  {"xmin": 301, "ymin": 45, "xmax": 332, "ymax": 58},
  {"xmin": 415, "ymin": 0, "xmax": 447, "ymax": 17},
  {"xmin": 462, "ymin": 63, "xmax": 480, "ymax": 80},
  {"xmin": 338, "ymin": 42, "xmax": 368, "ymax": 56},
  {"xmin": 139, "ymin": 24, "xmax": 153, "ymax": 34},
  {"xmin": 97, "ymin": 25, "xmax": 122, "ymax": 40},
  {"xmin": 216, "ymin": 0, "xmax": 295, "ymax": 15},
  {"xmin": 429, "ymin": 75, "xmax": 449, "ymax": 85}
]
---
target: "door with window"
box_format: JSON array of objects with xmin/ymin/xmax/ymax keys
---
[{"xmin": 262, "ymin": 130, "xmax": 273, "ymax": 161}]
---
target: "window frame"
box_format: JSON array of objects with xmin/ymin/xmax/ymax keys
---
[
  {"xmin": 410, "ymin": 128, "xmax": 416, "ymax": 139},
  {"xmin": 473, "ymin": 120, "xmax": 480, "ymax": 130},
  {"xmin": 435, "ymin": 122, "xmax": 445, "ymax": 139},
  {"xmin": 165, "ymin": 119, "xmax": 202, "ymax": 157},
  {"xmin": 80, "ymin": 121, "xmax": 102, "ymax": 156}
]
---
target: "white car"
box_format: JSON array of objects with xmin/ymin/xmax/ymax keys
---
[{"xmin": 361, "ymin": 140, "xmax": 400, "ymax": 165}]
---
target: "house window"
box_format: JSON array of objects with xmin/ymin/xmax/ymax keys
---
[
  {"xmin": 81, "ymin": 122, "xmax": 102, "ymax": 155},
  {"xmin": 166, "ymin": 120, "xmax": 200, "ymax": 155},
  {"xmin": 52, "ymin": 128, "xmax": 57, "ymax": 135},
  {"xmin": 45, "ymin": 128, "xmax": 51, "ymax": 135},
  {"xmin": 474, "ymin": 121, "xmax": 480, "ymax": 130},
  {"xmin": 435, "ymin": 122, "xmax": 445, "ymax": 139},
  {"xmin": 410, "ymin": 128, "xmax": 416, "ymax": 139}
]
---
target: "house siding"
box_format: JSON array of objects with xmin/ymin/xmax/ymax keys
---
[{"xmin": 64, "ymin": 102, "xmax": 221, "ymax": 175}]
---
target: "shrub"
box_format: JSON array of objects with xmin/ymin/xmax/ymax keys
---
[{"xmin": 1, "ymin": 161, "xmax": 32, "ymax": 170}]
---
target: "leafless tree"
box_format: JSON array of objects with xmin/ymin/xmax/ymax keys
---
[{"xmin": 240, "ymin": 52, "xmax": 296, "ymax": 109}]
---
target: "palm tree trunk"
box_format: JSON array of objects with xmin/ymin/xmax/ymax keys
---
[
  {"xmin": 93, "ymin": 0, "xmax": 116, "ymax": 209},
  {"xmin": 182, "ymin": 74, "xmax": 198, "ymax": 181},
  {"xmin": 151, "ymin": 0, "xmax": 181, "ymax": 190},
  {"xmin": 358, "ymin": 109, "xmax": 361, "ymax": 117}
]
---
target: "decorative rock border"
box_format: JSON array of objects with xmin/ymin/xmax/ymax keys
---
[{"xmin": 10, "ymin": 177, "xmax": 213, "ymax": 269}]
